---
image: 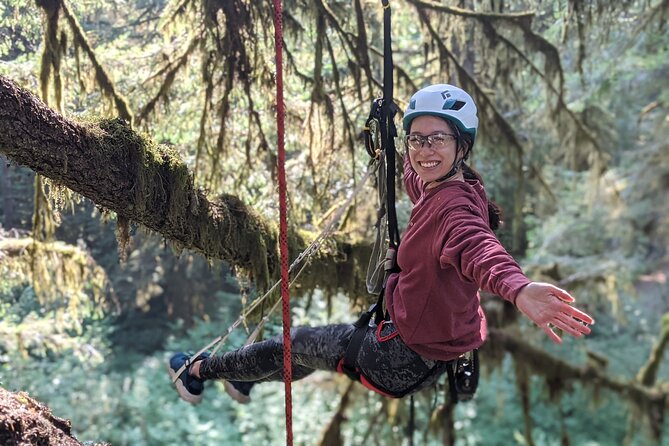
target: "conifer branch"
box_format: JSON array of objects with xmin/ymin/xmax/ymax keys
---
[
  {"xmin": 407, "ymin": 0, "xmax": 536, "ymax": 23},
  {"xmin": 481, "ymin": 22, "xmax": 605, "ymax": 158},
  {"xmin": 136, "ymin": 36, "xmax": 200, "ymax": 124}
]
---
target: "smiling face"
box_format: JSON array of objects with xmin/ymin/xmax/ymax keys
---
[{"xmin": 407, "ymin": 115, "xmax": 462, "ymax": 187}]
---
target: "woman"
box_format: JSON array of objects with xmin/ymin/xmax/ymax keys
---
[{"xmin": 169, "ymin": 83, "xmax": 594, "ymax": 405}]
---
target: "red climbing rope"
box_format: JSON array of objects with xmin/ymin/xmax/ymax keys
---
[{"xmin": 272, "ymin": 0, "xmax": 293, "ymax": 445}]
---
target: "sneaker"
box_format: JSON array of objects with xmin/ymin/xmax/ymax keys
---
[
  {"xmin": 168, "ymin": 352, "xmax": 210, "ymax": 405},
  {"xmin": 223, "ymin": 380, "xmax": 255, "ymax": 404}
]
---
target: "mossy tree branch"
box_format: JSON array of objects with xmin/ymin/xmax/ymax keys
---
[
  {"xmin": 407, "ymin": 0, "xmax": 536, "ymax": 23},
  {"xmin": 479, "ymin": 22, "xmax": 603, "ymax": 152},
  {"xmin": 0, "ymin": 75, "xmax": 378, "ymax": 298},
  {"xmin": 0, "ymin": 75, "xmax": 284, "ymax": 289}
]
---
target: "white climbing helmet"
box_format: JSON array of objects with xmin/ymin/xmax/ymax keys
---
[{"xmin": 402, "ymin": 84, "xmax": 479, "ymax": 142}]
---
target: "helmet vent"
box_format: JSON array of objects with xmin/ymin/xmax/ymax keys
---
[{"xmin": 443, "ymin": 100, "xmax": 466, "ymax": 111}]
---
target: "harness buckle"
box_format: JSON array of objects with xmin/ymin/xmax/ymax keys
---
[{"xmin": 384, "ymin": 247, "xmax": 399, "ymax": 273}]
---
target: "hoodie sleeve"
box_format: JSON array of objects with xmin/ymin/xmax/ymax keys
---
[
  {"xmin": 403, "ymin": 154, "xmax": 422, "ymax": 204},
  {"xmin": 437, "ymin": 206, "xmax": 531, "ymax": 304}
]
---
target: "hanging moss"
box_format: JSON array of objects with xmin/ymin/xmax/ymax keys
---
[
  {"xmin": 59, "ymin": 1, "xmax": 133, "ymax": 124},
  {"xmin": 115, "ymin": 215, "xmax": 131, "ymax": 262},
  {"xmin": 488, "ymin": 328, "xmax": 668, "ymax": 442},
  {"xmin": 36, "ymin": 0, "xmax": 64, "ymax": 111},
  {"xmin": 0, "ymin": 237, "xmax": 109, "ymax": 315},
  {"xmin": 137, "ymin": 37, "xmax": 201, "ymax": 124}
]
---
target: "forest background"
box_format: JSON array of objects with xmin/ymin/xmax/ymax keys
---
[{"xmin": 0, "ymin": 0, "xmax": 668, "ymax": 445}]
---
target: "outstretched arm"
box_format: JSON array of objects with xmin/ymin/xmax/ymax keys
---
[
  {"xmin": 437, "ymin": 208, "xmax": 595, "ymax": 344},
  {"xmin": 515, "ymin": 282, "xmax": 594, "ymax": 344}
]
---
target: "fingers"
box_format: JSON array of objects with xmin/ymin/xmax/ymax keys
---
[
  {"xmin": 555, "ymin": 299, "xmax": 595, "ymax": 326},
  {"xmin": 523, "ymin": 282, "xmax": 595, "ymax": 342},
  {"xmin": 548, "ymin": 284, "xmax": 575, "ymax": 303},
  {"xmin": 564, "ymin": 305, "xmax": 595, "ymax": 325},
  {"xmin": 542, "ymin": 324, "xmax": 563, "ymax": 344},
  {"xmin": 542, "ymin": 303, "xmax": 593, "ymax": 342},
  {"xmin": 555, "ymin": 314, "xmax": 591, "ymax": 337}
]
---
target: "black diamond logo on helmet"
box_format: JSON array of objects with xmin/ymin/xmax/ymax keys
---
[{"xmin": 441, "ymin": 90, "xmax": 451, "ymax": 99}]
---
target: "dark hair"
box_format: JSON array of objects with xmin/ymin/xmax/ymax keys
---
[
  {"xmin": 453, "ymin": 125, "xmax": 503, "ymax": 231},
  {"xmin": 461, "ymin": 163, "xmax": 503, "ymax": 231}
]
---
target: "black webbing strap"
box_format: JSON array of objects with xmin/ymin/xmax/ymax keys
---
[
  {"xmin": 340, "ymin": 289, "xmax": 386, "ymax": 382},
  {"xmin": 446, "ymin": 358, "xmax": 458, "ymax": 404},
  {"xmin": 369, "ymin": 358, "xmax": 443, "ymax": 398},
  {"xmin": 380, "ymin": 0, "xmax": 400, "ymax": 250},
  {"xmin": 342, "ymin": 0, "xmax": 401, "ymax": 394},
  {"xmin": 406, "ymin": 395, "xmax": 415, "ymax": 446}
]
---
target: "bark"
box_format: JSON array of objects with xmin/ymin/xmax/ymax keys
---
[{"xmin": 0, "ymin": 386, "xmax": 108, "ymax": 446}]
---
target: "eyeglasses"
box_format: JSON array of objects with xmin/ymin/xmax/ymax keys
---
[{"xmin": 404, "ymin": 132, "xmax": 456, "ymax": 151}]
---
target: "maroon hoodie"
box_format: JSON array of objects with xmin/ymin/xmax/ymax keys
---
[{"xmin": 385, "ymin": 157, "xmax": 531, "ymax": 361}]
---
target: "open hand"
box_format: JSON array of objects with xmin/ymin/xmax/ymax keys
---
[{"xmin": 515, "ymin": 282, "xmax": 594, "ymax": 344}]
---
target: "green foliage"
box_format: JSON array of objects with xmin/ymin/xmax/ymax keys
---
[
  {"xmin": 1, "ymin": 0, "xmax": 669, "ymax": 444},
  {"xmin": 0, "ymin": 1, "xmax": 42, "ymax": 60}
]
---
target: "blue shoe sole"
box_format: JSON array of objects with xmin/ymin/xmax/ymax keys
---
[
  {"xmin": 223, "ymin": 380, "xmax": 251, "ymax": 404},
  {"xmin": 168, "ymin": 361, "xmax": 203, "ymax": 405}
]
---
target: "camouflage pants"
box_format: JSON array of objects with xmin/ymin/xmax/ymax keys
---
[{"xmin": 199, "ymin": 322, "xmax": 449, "ymax": 396}]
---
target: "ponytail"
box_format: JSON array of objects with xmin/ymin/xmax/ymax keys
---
[
  {"xmin": 462, "ymin": 163, "xmax": 503, "ymax": 231},
  {"xmin": 447, "ymin": 120, "xmax": 503, "ymax": 231}
]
